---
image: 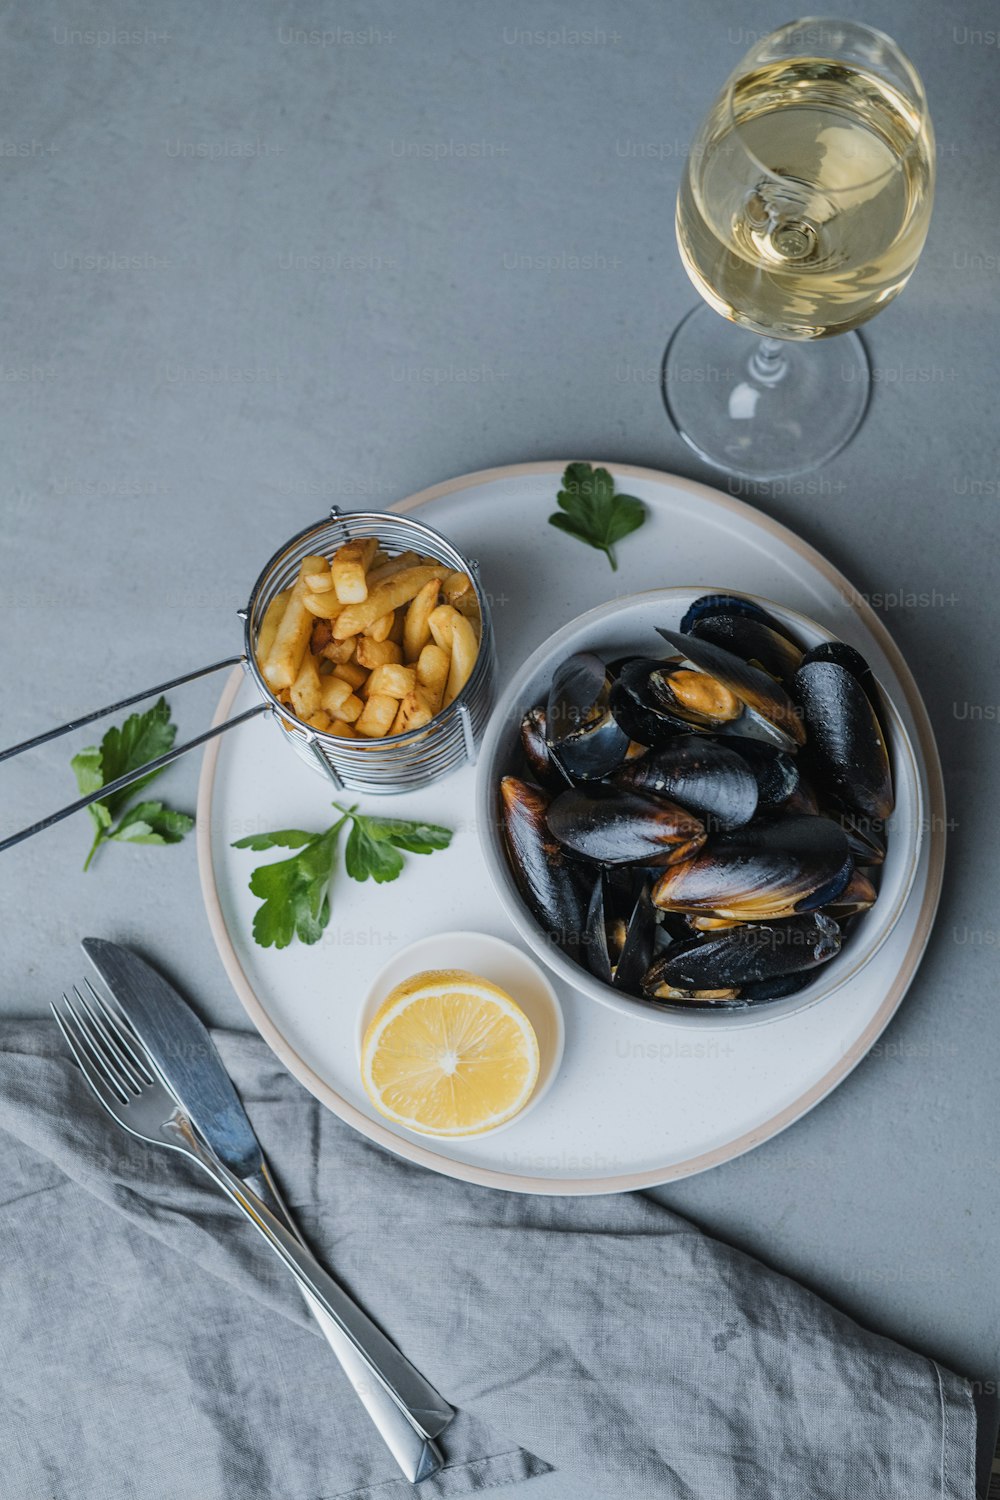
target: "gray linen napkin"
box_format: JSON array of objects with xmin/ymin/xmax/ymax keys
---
[{"xmin": 0, "ymin": 1021, "xmax": 976, "ymax": 1500}]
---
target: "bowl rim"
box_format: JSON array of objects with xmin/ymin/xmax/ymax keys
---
[{"xmin": 475, "ymin": 586, "xmax": 923, "ymax": 1031}]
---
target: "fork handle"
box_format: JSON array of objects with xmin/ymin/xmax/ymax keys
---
[
  {"xmin": 247, "ymin": 1162, "xmax": 445, "ymax": 1483},
  {"xmin": 172, "ymin": 1120, "xmax": 454, "ymax": 1442}
]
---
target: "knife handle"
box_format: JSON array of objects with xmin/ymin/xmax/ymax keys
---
[
  {"xmin": 170, "ymin": 1117, "xmax": 455, "ymax": 1444},
  {"xmin": 247, "ymin": 1162, "xmax": 445, "ymax": 1485}
]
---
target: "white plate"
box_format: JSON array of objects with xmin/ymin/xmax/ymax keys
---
[{"xmin": 197, "ymin": 462, "xmax": 945, "ymax": 1194}]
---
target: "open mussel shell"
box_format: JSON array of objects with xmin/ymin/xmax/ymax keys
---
[
  {"xmin": 794, "ymin": 646, "xmax": 893, "ymax": 821},
  {"xmin": 546, "ymin": 651, "xmax": 630, "ymax": 780},
  {"xmin": 499, "ymin": 777, "xmax": 588, "ymax": 963},
  {"xmin": 613, "ymin": 737, "xmax": 758, "ymax": 832},
  {"xmin": 546, "ymin": 783, "xmax": 706, "ymax": 866},
  {"xmin": 519, "ymin": 705, "xmax": 570, "ymax": 790},
  {"xmin": 585, "ymin": 869, "xmax": 656, "ymax": 990},
  {"xmin": 683, "ymin": 608, "xmax": 803, "ymax": 689},
  {"xmin": 642, "ymin": 912, "xmax": 841, "ymax": 1005},
  {"xmin": 651, "ymin": 814, "xmax": 853, "ymax": 921},
  {"xmin": 679, "ymin": 593, "xmax": 801, "ymax": 643},
  {"xmin": 655, "ymin": 628, "xmax": 806, "ymax": 749},
  {"xmin": 822, "ymin": 867, "xmax": 877, "ymax": 918}
]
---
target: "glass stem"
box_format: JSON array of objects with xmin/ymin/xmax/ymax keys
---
[{"xmin": 749, "ymin": 336, "xmax": 789, "ymax": 387}]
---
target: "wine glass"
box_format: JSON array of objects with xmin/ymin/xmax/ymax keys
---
[{"xmin": 662, "ymin": 18, "xmax": 935, "ymax": 481}]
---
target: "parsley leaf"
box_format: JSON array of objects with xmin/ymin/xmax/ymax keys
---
[
  {"xmin": 233, "ymin": 804, "xmax": 454, "ymax": 949},
  {"xmin": 547, "ymin": 462, "xmax": 646, "ymax": 571},
  {"xmin": 70, "ymin": 697, "xmax": 194, "ymax": 870}
]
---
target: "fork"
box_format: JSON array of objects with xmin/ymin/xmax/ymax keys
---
[{"xmin": 51, "ymin": 982, "xmax": 454, "ymax": 1448}]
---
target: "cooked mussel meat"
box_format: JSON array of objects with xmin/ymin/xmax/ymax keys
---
[
  {"xmin": 613, "ymin": 737, "xmax": 758, "ymax": 832},
  {"xmin": 642, "ymin": 912, "xmax": 841, "ymax": 1004},
  {"xmin": 547, "ymin": 783, "xmax": 706, "ymax": 866},
  {"xmin": 794, "ymin": 643, "xmax": 893, "ymax": 821},
  {"xmin": 545, "ymin": 652, "xmax": 630, "ymax": 779},
  {"xmin": 651, "ymin": 814, "xmax": 853, "ymax": 921},
  {"xmin": 499, "ymin": 777, "xmax": 588, "ymax": 962},
  {"xmin": 655, "ymin": 628, "xmax": 805, "ymax": 749}
]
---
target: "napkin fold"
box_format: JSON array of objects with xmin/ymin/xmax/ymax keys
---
[{"xmin": 0, "ymin": 1021, "xmax": 976, "ymax": 1500}]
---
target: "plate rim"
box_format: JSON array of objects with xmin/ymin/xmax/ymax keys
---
[{"xmin": 196, "ymin": 460, "xmax": 946, "ymax": 1195}]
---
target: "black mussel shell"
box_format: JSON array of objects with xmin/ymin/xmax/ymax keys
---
[
  {"xmin": 546, "ymin": 783, "xmax": 706, "ymax": 866},
  {"xmin": 586, "ymin": 869, "xmax": 656, "ymax": 991},
  {"xmin": 723, "ymin": 736, "xmax": 800, "ymax": 808},
  {"xmin": 609, "ymin": 657, "xmax": 696, "ymax": 747},
  {"xmin": 499, "ymin": 777, "xmax": 588, "ymax": 962},
  {"xmin": 519, "ymin": 705, "xmax": 569, "ymax": 790},
  {"xmin": 651, "ymin": 814, "xmax": 853, "ymax": 921},
  {"xmin": 642, "ymin": 913, "xmax": 841, "ymax": 1004},
  {"xmin": 794, "ymin": 654, "xmax": 893, "ymax": 820},
  {"xmin": 686, "ymin": 614, "xmax": 803, "ymax": 688},
  {"xmin": 679, "ymin": 593, "xmax": 801, "ymax": 644},
  {"xmin": 546, "ymin": 652, "xmax": 630, "ymax": 779},
  {"xmin": 822, "ymin": 867, "xmax": 877, "ymax": 917},
  {"xmin": 613, "ymin": 737, "xmax": 758, "ymax": 832},
  {"xmin": 656, "ymin": 628, "xmax": 805, "ymax": 748},
  {"xmin": 836, "ymin": 809, "xmax": 887, "ymax": 866}
]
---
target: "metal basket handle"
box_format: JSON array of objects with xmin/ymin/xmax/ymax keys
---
[{"xmin": 0, "ymin": 658, "xmax": 267, "ymax": 854}]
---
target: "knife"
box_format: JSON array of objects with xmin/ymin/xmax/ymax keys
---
[{"xmin": 82, "ymin": 937, "xmax": 452, "ymax": 1484}]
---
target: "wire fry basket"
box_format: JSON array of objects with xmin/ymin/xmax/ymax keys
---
[{"xmin": 242, "ymin": 509, "xmax": 498, "ymax": 794}]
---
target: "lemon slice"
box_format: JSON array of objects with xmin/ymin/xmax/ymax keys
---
[{"xmin": 361, "ymin": 969, "xmax": 540, "ymax": 1137}]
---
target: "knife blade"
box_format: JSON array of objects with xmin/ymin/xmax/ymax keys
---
[{"xmin": 82, "ymin": 937, "xmax": 449, "ymax": 1484}]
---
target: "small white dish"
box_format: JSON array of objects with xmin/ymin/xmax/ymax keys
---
[{"xmin": 356, "ymin": 931, "xmax": 565, "ymax": 1136}]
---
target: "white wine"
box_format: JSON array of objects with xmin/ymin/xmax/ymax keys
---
[{"xmin": 676, "ymin": 58, "xmax": 935, "ymax": 339}]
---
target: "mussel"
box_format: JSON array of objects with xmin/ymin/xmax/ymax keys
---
[
  {"xmin": 546, "ymin": 783, "xmax": 706, "ymax": 866},
  {"xmin": 499, "ymin": 777, "xmax": 588, "ymax": 962},
  {"xmin": 586, "ymin": 869, "xmax": 656, "ymax": 991},
  {"xmin": 642, "ymin": 912, "xmax": 841, "ymax": 1005},
  {"xmin": 655, "ymin": 628, "xmax": 805, "ymax": 749},
  {"xmin": 650, "ymin": 814, "xmax": 853, "ymax": 921},
  {"xmin": 723, "ymin": 736, "xmax": 801, "ymax": 809},
  {"xmin": 793, "ymin": 643, "xmax": 893, "ymax": 821},
  {"xmin": 613, "ymin": 737, "xmax": 758, "ymax": 832},
  {"xmin": 545, "ymin": 652, "xmax": 629, "ymax": 780},
  {"xmin": 519, "ymin": 705, "xmax": 568, "ymax": 790},
  {"xmin": 680, "ymin": 594, "xmax": 803, "ymax": 688}
]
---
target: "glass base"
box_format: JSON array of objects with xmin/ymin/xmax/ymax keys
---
[{"xmin": 661, "ymin": 304, "xmax": 871, "ymax": 482}]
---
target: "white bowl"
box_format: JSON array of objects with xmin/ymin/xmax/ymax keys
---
[
  {"xmin": 357, "ymin": 931, "xmax": 565, "ymax": 1135},
  {"xmin": 475, "ymin": 588, "xmax": 923, "ymax": 1031}
]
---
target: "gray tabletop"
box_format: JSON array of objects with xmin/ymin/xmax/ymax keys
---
[{"xmin": 4, "ymin": 2, "xmax": 997, "ymax": 1494}]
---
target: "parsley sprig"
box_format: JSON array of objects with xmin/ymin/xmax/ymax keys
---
[
  {"xmin": 547, "ymin": 462, "xmax": 646, "ymax": 571},
  {"xmin": 232, "ymin": 802, "xmax": 453, "ymax": 950},
  {"xmin": 70, "ymin": 696, "xmax": 194, "ymax": 871}
]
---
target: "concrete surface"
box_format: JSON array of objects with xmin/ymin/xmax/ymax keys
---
[{"xmin": 2, "ymin": 1, "xmax": 998, "ymax": 1493}]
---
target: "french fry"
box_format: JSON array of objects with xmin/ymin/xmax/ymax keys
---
[
  {"xmin": 442, "ymin": 571, "xmax": 473, "ymax": 607},
  {"xmin": 310, "ymin": 617, "xmax": 333, "ymax": 654},
  {"xmin": 336, "ymin": 693, "xmax": 364, "ymax": 723},
  {"xmin": 302, "ymin": 588, "xmax": 347, "ymax": 620},
  {"xmin": 255, "ymin": 589, "xmax": 291, "ymax": 664},
  {"xmin": 427, "ymin": 603, "xmax": 462, "ymax": 652},
  {"xmin": 355, "ymin": 636, "xmax": 402, "ymax": 669},
  {"xmin": 328, "ymin": 718, "xmax": 358, "ymax": 738},
  {"xmin": 403, "ymin": 578, "xmax": 441, "ymax": 661},
  {"xmin": 305, "ymin": 710, "xmax": 331, "ymax": 732},
  {"xmin": 452, "ymin": 591, "xmax": 482, "ymax": 627},
  {"xmin": 332, "ymin": 659, "xmax": 368, "ymax": 688},
  {"xmin": 416, "ymin": 642, "xmax": 449, "ymax": 712},
  {"xmin": 444, "ymin": 613, "xmax": 479, "ymax": 706},
  {"xmin": 366, "ymin": 663, "xmax": 417, "ymax": 699},
  {"xmin": 290, "ymin": 651, "xmax": 323, "ymax": 720},
  {"xmin": 365, "ymin": 550, "xmax": 421, "ymax": 589},
  {"xmin": 355, "ymin": 693, "xmax": 398, "ymax": 738},
  {"xmin": 333, "ymin": 564, "xmax": 447, "ymax": 640},
  {"xmin": 390, "ymin": 690, "xmax": 434, "ymax": 735},
  {"xmin": 320, "ymin": 637, "xmax": 356, "ymax": 665},
  {"xmin": 364, "ymin": 610, "xmax": 394, "ymax": 643},
  {"xmin": 320, "ymin": 675, "xmax": 353, "ymax": 716},
  {"xmin": 262, "ymin": 580, "xmax": 314, "ymax": 691},
  {"xmin": 300, "ymin": 553, "xmax": 331, "ymax": 585},
  {"xmin": 331, "ymin": 537, "xmax": 378, "ymax": 603}
]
